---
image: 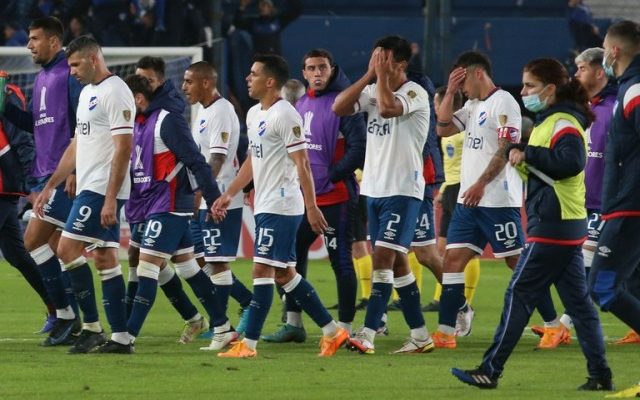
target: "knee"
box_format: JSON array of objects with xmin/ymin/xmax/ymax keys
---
[
  {"xmin": 274, "ymin": 268, "xmax": 295, "ymax": 287},
  {"xmin": 589, "ymin": 270, "xmax": 618, "ymax": 311}
]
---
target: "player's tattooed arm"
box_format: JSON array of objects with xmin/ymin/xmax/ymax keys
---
[
  {"xmin": 209, "ymin": 153, "xmax": 226, "ymax": 179},
  {"xmin": 460, "ymin": 137, "xmax": 509, "ymax": 207}
]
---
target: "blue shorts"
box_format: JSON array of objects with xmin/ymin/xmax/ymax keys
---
[
  {"xmin": 200, "ymin": 208, "xmax": 243, "ymax": 263},
  {"xmin": 447, "ymin": 204, "xmax": 524, "ymax": 257},
  {"xmin": 31, "ymin": 175, "xmax": 74, "ymax": 228},
  {"xmin": 367, "ymin": 196, "xmax": 421, "ymax": 253},
  {"xmin": 139, "ymin": 213, "xmax": 193, "ymax": 259},
  {"xmin": 129, "ymin": 222, "xmax": 145, "ymax": 248},
  {"xmin": 412, "ymin": 197, "xmax": 436, "ymax": 247},
  {"xmin": 254, "ymin": 213, "xmax": 302, "ymax": 268},
  {"xmin": 190, "ymin": 217, "xmax": 205, "ymax": 259},
  {"xmin": 585, "ymin": 209, "xmax": 604, "ymax": 248},
  {"xmin": 61, "ymin": 190, "xmax": 124, "ymax": 249}
]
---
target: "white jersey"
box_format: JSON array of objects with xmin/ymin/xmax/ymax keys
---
[
  {"xmin": 75, "ymin": 75, "xmax": 135, "ymax": 199},
  {"xmin": 453, "ymin": 89, "xmax": 523, "ymax": 207},
  {"xmin": 192, "ymin": 97, "xmax": 243, "ymax": 210},
  {"xmin": 246, "ymin": 99, "xmax": 306, "ymax": 216},
  {"xmin": 355, "ymin": 81, "xmax": 430, "ymax": 200}
]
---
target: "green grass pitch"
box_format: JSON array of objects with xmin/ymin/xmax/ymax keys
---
[{"xmin": 0, "ymin": 259, "xmax": 637, "ymax": 399}]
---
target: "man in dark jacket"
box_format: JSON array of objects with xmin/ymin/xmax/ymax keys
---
[
  {"xmin": 263, "ymin": 49, "xmax": 365, "ymax": 342},
  {"xmin": 0, "ymin": 81, "xmax": 55, "ymax": 330}
]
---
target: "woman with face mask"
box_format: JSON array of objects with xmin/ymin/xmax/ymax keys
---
[{"xmin": 451, "ymin": 58, "xmax": 613, "ymax": 391}]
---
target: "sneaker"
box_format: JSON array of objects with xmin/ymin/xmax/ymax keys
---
[
  {"xmin": 178, "ymin": 316, "xmax": 210, "ymax": 344},
  {"xmin": 355, "ymin": 298, "xmax": 368, "ymax": 311},
  {"xmin": 41, "ymin": 317, "xmax": 81, "ymax": 347},
  {"xmin": 392, "ymin": 337, "xmax": 435, "ymax": 354},
  {"xmin": 376, "ymin": 324, "xmax": 389, "ymax": 336},
  {"xmin": 432, "ymin": 330, "xmax": 456, "ymax": 349},
  {"xmin": 94, "ymin": 340, "xmax": 134, "ymax": 354},
  {"xmin": 262, "ymin": 324, "xmax": 306, "ymax": 343},
  {"xmin": 530, "ymin": 325, "xmax": 545, "ymax": 337},
  {"xmin": 217, "ymin": 340, "xmax": 257, "ymax": 358},
  {"xmin": 614, "ymin": 330, "xmax": 640, "ymax": 345},
  {"xmin": 68, "ymin": 330, "xmax": 107, "ymax": 354},
  {"xmin": 421, "ymin": 300, "xmax": 440, "ymax": 312},
  {"xmin": 605, "ymin": 382, "xmax": 639, "ymax": 397},
  {"xmin": 36, "ymin": 314, "xmax": 57, "ymax": 334},
  {"xmin": 451, "ymin": 367, "xmax": 499, "ymax": 389},
  {"xmin": 537, "ymin": 325, "xmax": 571, "ymax": 349},
  {"xmin": 318, "ymin": 327, "xmax": 349, "ymax": 357},
  {"xmin": 578, "ymin": 376, "xmax": 614, "ymax": 391},
  {"xmin": 455, "ymin": 306, "xmax": 475, "ymax": 337},
  {"xmin": 347, "ymin": 330, "xmax": 375, "ymax": 354},
  {"xmin": 236, "ymin": 307, "xmax": 250, "ymax": 335},
  {"xmin": 200, "ymin": 329, "xmax": 240, "ymax": 351},
  {"xmin": 387, "ymin": 300, "xmax": 402, "ymax": 311}
]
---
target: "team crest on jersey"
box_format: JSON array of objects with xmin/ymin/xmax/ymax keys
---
[
  {"xmin": 221, "ymin": 131, "xmax": 229, "ymax": 143},
  {"xmin": 123, "ymin": 110, "xmax": 131, "ymax": 121},
  {"xmin": 446, "ymin": 143, "xmax": 455, "ymax": 158},
  {"xmin": 258, "ymin": 121, "xmax": 267, "ymax": 136},
  {"xmin": 88, "ymin": 96, "xmax": 98, "ymax": 111},
  {"xmin": 499, "ymin": 114, "xmax": 507, "ymax": 126},
  {"xmin": 199, "ymin": 119, "xmax": 207, "ymax": 133},
  {"xmin": 478, "ymin": 111, "xmax": 487, "ymax": 126},
  {"xmin": 292, "ymin": 126, "xmax": 302, "ymax": 138},
  {"xmin": 407, "ymin": 90, "xmax": 417, "ymax": 99}
]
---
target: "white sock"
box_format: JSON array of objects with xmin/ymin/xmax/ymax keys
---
[
  {"xmin": 544, "ymin": 318, "xmax": 561, "ymax": 328},
  {"xmin": 286, "ymin": 312, "xmax": 303, "ymax": 328},
  {"xmin": 559, "ymin": 314, "xmax": 574, "ymax": 330},
  {"xmin": 57, "ymin": 306, "xmax": 75, "ymax": 320},
  {"xmin": 202, "ymin": 263, "xmax": 214, "ymax": 277},
  {"xmin": 243, "ymin": 338, "xmax": 257, "ymax": 350},
  {"xmin": 83, "ymin": 321, "xmax": 102, "ymax": 333},
  {"xmin": 321, "ymin": 320, "xmax": 338, "ymax": 337},
  {"xmin": 411, "ymin": 326, "xmax": 429, "ymax": 341},
  {"xmin": 111, "ymin": 331, "xmax": 132, "ymax": 345},
  {"xmin": 214, "ymin": 320, "xmax": 231, "ymax": 334},
  {"xmin": 582, "ymin": 248, "xmax": 595, "ymax": 268},
  {"xmin": 437, "ymin": 324, "xmax": 456, "ymax": 336},
  {"xmin": 187, "ymin": 313, "xmax": 203, "ymax": 323},
  {"xmin": 362, "ymin": 327, "xmax": 376, "ymax": 344},
  {"xmin": 338, "ymin": 321, "xmax": 352, "ymax": 334}
]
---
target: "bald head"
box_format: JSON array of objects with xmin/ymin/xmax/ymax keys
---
[
  {"xmin": 182, "ymin": 61, "xmax": 219, "ymax": 105},
  {"xmin": 187, "ymin": 61, "xmax": 218, "ymax": 83}
]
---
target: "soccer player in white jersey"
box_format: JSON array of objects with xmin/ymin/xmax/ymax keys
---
[
  {"xmin": 432, "ymin": 51, "xmax": 526, "ymax": 349},
  {"xmin": 333, "ymin": 35, "xmax": 435, "ymax": 355},
  {"xmin": 212, "ymin": 54, "xmax": 349, "ymax": 358},
  {"xmin": 182, "ymin": 61, "xmax": 254, "ymax": 346},
  {"xmin": 33, "ymin": 36, "xmax": 135, "ymax": 354}
]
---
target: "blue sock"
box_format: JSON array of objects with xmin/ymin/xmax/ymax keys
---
[
  {"xmin": 364, "ymin": 282, "xmax": 393, "ymax": 330},
  {"xmin": 244, "ymin": 282, "xmax": 274, "ymax": 341},
  {"xmin": 287, "ymin": 277, "xmax": 332, "ymax": 328},
  {"xmin": 67, "ymin": 263, "xmax": 99, "ymax": 324},
  {"xmin": 61, "ymin": 270, "xmax": 79, "ymax": 315},
  {"xmin": 335, "ymin": 268, "xmax": 357, "ymax": 323},
  {"xmin": 127, "ymin": 276, "xmax": 158, "ymax": 337},
  {"xmin": 231, "ymin": 273, "xmax": 252, "ymax": 308},
  {"xmin": 397, "ymin": 281, "xmax": 425, "ymax": 329},
  {"xmin": 101, "ymin": 274, "xmax": 127, "ymax": 332},
  {"xmin": 213, "ymin": 284, "xmax": 231, "ymax": 316},
  {"xmin": 160, "ymin": 273, "xmax": 199, "ymax": 321},
  {"xmin": 37, "ymin": 256, "xmax": 69, "ymax": 311},
  {"xmin": 438, "ymin": 283, "xmax": 465, "ymax": 328},
  {"xmin": 125, "ymin": 281, "xmax": 138, "ymax": 320},
  {"xmin": 536, "ymin": 287, "xmax": 558, "ymax": 322},
  {"xmin": 185, "ymin": 270, "xmax": 227, "ymax": 327}
]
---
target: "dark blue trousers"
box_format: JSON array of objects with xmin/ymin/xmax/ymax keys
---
[{"xmin": 481, "ymin": 242, "xmax": 610, "ymax": 380}]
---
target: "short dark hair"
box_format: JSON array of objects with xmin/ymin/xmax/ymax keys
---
[
  {"xmin": 136, "ymin": 56, "xmax": 165, "ymax": 78},
  {"xmin": 125, "ymin": 74, "xmax": 154, "ymax": 101},
  {"xmin": 607, "ymin": 20, "xmax": 640, "ymax": 49},
  {"xmin": 301, "ymin": 48, "xmax": 334, "ymax": 69},
  {"xmin": 373, "ymin": 35, "xmax": 412, "ymax": 62},
  {"xmin": 186, "ymin": 61, "xmax": 217, "ymax": 81},
  {"xmin": 65, "ymin": 35, "xmax": 100, "ymax": 58},
  {"xmin": 29, "ymin": 16, "xmax": 64, "ymax": 41},
  {"xmin": 253, "ymin": 54, "xmax": 289, "ymax": 88},
  {"xmin": 454, "ymin": 51, "xmax": 492, "ymax": 77}
]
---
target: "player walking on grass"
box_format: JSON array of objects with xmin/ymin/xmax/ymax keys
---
[
  {"xmin": 452, "ymin": 58, "xmax": 612, "ymax": 391},
  {"xmin": 333, "ymin": 35, "xmax": 434, "ymax": 355},
  {"xmin": 33, "ymin": 36, "xmax": 134, "ymax": 354},
  {"xmin": 212, "ymin": 54, "xmax": 349, "ymax": 358},
  {"xmin": 2, "ymin": 16, "xmax": 83, "ymax": 345}
]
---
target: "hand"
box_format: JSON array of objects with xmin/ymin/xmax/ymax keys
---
[
  {"xmin": 461, "ymin": 181, "xmax": 485, "ymax": 207},
  {"xmin": 33, "ymin": 187, "xmax": 54, "ymax": 218},
  {"xmin": 434, "ymin": 191, "xmax": 443, "ymax": 204},
  {"xmin": 27, "ymin": 191, "xmax": 39, "ymax": 206},
  {"xmin": 374, "ymin": 49, "xmax": 393, "ymax": 80},
  {"xmin": 508, "ymin": 149, "xmax": 525, "ymax": 166},
  {"xmin": 367, "ymin": 47, "xmax": 382, "ymax": 79},
  {"xmin": 306, "ymin": 205, "xmax": 328, "ymax": 235},
  {"xmin": 100, "ymin": 198, "xmax": 118, "ymax": 228},
  {"xmin": 64, "ymin": 174, "xmax": 76, "ymax": 199},
  {"xmin": 211, "ymin": 193, "xmax": 232, "ymax": 223},
  {"xmin": 446, "ymin": 67, "xmax": 467, "ymax": 95}
]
